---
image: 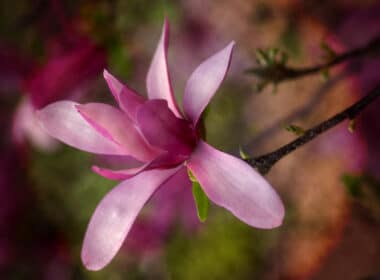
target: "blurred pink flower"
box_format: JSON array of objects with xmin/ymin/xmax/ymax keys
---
[
  {"xmin": 12, "ymin": 39, "xmax": 106, "ymax": 151},
  {"xmin": 25, "ymin": 40, "xmax": 106, "ymax": 109},
  {"xmin": 37, "ymin": 19, "xmax": 284, "ymax": 270},
  {"xmin": 0, "ymin": 44, "xmax": 35, "ymax": 92},
  {"xmin": 332, "ymin": 4, "xmax": 380, "ymax": 177}
]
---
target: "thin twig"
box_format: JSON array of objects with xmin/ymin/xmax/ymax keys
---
[
  {"xmin": 246, "ymin": 83, "xmax": 380, "ymax": 175},
  {"xmin": 247, "ymin": 36, "xmax": 380, "ymax": 86},
  {"xmin": 246, "ymin": 71, "xmax": 348, "ymax": 150}
]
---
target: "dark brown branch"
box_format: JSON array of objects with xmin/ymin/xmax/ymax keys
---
[
  {"xmin": 247, "ymin": 36, "xmax": 380, "ymax": 86},
  {"xmin": 246, "ymin": 83, "xmax": 380, "ymax": 175}
]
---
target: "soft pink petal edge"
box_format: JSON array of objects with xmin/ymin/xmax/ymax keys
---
[
  {"xmin": 146, "ymin": 19, "xmax": 181, "ymax": 117},
  {"xmin": 36, "ymin": 101, "xmax": 125, "ymax": 155},
  {"xmin": 81, "ymin": 166, "xmax": 183, "ymax": 271},
  {"xmin": 92, "ymin": 152, "xmax": 185, "ymax": 180},
  {"xmin": 12, "ymin": 98, "xmax": 59, "ymax": 151},
  {"xmin": 103, "ymin": 70, "xmax": 145, "ymax": 121},
  {"xmin": 183, "ymin": 42, "xmax": 235, "ymax": 125},
  {"xmin": 91, "ymin": 165, "xmax": 150, "ymax": 181},
  {"xmin": 103, "ymin": 69, "xmax": 123, "ymax": 102},
  {"xmin": 76, "ymin": 102, "xmax": 159, "ymax": 162},
  {"xmin": 186, "ymin": 141, "xmax": 284, "ymax": 229}
]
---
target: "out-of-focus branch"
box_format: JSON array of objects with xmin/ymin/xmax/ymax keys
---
[
  {"xmin": 246, "ymin": 83, "xmax": 380, "ymax": 175},
  {"xmin": 246, "ymin": 71, "xmax": 348, "ymax": 150},
  {"xmin": 246, "ymin": 36, "xmax": 380, "ymax": 92}
]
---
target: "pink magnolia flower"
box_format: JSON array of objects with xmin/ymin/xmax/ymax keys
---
[
  {"xmin": 12, "ymin": 39, "xmax": 106, "ymax": 151},
  {"xmin": 37, "ymin": 20, "xmax": 284, "ymax": 270}
]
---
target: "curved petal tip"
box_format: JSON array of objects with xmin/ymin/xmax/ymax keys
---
[
  {"xmin": 36, "ymin": 101, "xmax": 124, "ymax": 155},
  {"xmin": 103, "ymin": 69, "xmax": 123, "ymax": 100},
  {"xmin": 187, "ymin": 141, "xmax": 285, "ymax": 229},
  {"xmin": 81, "ymin": 167, "xmax": 182, "ymax": 270},
  {"xmin": 183, "ymin": 41, "xmax": 235, "ymax": 125},
  {"xmin": 146, "ymin": 19, "xmax": 182, "ymax": 117}
]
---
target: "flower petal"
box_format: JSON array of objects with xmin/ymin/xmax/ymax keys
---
[
  {"xmin": 103, "ymin": 69, "xmax": 123, "ymax": 101},
  {"xmin": 36, "ymin": 101, "xmax": 124, "ymax": 155},
  {"xmin": 183, "ymin": 42, "xmax": 235, "ymax": 125},
  {"xmin": 186, "ymin": 141, "xmax": 284, "ymax": 229},
  {"xmin": 146, "ymin": 19, "xmax": 181, "ymax": 117},
  {"xmin": 92, "ymin": 152, "xmax": 184, "ymax": 180},
  {"xmin": 76, "ymin": 103, "xmax": 160, "ymax": 162},
  {"xmin": 91, "ymin": 165, "xmax": 149, "ymax": 181},
  {"xmin": 103, "ymin": 70, "xmax": 145, "ymax": 121},
  {"xmin": 81, "ymin": 166, "xmax": 182, "ymax": 271},
  {"xmin": 136, "ymin": 99, "xmax": 196, "ymax": 157},
  {"xmin": 12, "ymin": 98, "xmax": 59, "ymax": 151},
  {"xmin": 149, "ymin": 166, "xmax": 194, "ymax": 230}
]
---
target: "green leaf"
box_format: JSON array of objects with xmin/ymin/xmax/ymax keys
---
[
  {"xmin": 285, "ymin": 124, "xmax": 305, "ymax": 136},
  {"xmin": 348, "ymin": 119, "xmax": 356, "ymax": 133},
  {"xmin": 341, "ymin": 173, "xmax": 363, "ymax": 197},
  {"xmin": 255, "ymin": 48, "xmax": 270, "ymax": 66},
  {"xmin": 320, "ymin": 68, "xmax": 330, "ymax": 81},
  {"xmin": 188, "ymin": 170, "xmax": 210, "ymax": 222},
  {"xmin": 239, "ymin": 146, "xmax": 249, "ymax": 160},
  {"xmin": 252, "ymin": 81, "xmax": 268, "ymax": 93},
  {"xmin": 192, "ymin": 180, "xmax": 210, "ymax": 222},
  {"xmin": 320, "ymin": 41, "xmax": 337, "ymax": 61},
  {"xmin": 187, "ymin": 169, "xmax": 197, "ymax": 182},
  {"xmin": 268, "ymin": 47, "xmax": 278, "ymax": 58}
]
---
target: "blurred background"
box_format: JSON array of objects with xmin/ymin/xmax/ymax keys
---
[{"xmin": 1, "ymin": 0, "xmax": 380, "ymax": 279}]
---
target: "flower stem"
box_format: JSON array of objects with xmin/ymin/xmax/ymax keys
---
[{"xmin": 246, "ymin": 83, "xmax": 380, "ymax": 174}]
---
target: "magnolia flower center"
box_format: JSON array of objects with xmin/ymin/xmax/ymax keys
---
[{"xmin": 136, "ymin": 99, "xmax": 198, "ymax": 161}]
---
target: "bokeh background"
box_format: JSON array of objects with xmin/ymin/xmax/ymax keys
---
[{"xmin": 1, "ymin": 0, "xmax": 380, "ymax": 279}]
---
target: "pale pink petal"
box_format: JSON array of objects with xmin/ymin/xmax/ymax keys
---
[
  {"xmin": 136, "ymin": 99, "xmax": 196, "ymax": 157},
  {"xmin": 146, "ymin": 19, "xmax": 181, "ymax": 117},
  {"xmin": 36, "ymin": 101, "xmax": 124, "ymax": 155},
  {"xmin": 81, "ymin": 166, "xmax": 182, "ymax": 271},
  {"xmin": 103, "ymin": 70, "xmax": 145, "ymax": 121},
  {"xmin": 183, "ymin": 42, "xmax": 235, "ymax": 125},
  {"xmin": 95, "ymin": 154, "xmax": 142, "ymax": 170},
  {"xmin": 91, "ymin": 165, "xmax": 149, "ymax": 181},
  {"xmin": 103, "ymin": 69, "xmax": 123, "ymax": 101},
  {"xmin": 186, "ymin": 141, "xmax": 284, "ymax": 229},
  {"xmin": 150, "ymin": 166, "xmax": 197, "ymax": 230},
  {"xmin": 92, "ymin": 152, "xmax": 186, "ymax": 180},
  {"xmin": 76, "ymin": 103, "xmax": 161, "ymax": 162},
  {"xmin": 118, "ymin": 87, "xmax": 145, "ymax": 122},
  {"xmin": 12, "ymin": 98, "xmax": 59, "ymax": 151}
]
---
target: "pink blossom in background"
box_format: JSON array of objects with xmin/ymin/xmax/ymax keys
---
[
  {"xmin": 12, "ymin": 98, "xmax": 59, "ymax": 151},
  {"xmin": 12, "ymin": 39, "xmax": 106, "ymax": 151},
  {"xmin": 0, "ymin": 40, "xmax": 74, "ymax": 273},
  {"xmin": 37, "ymin": 19, "xmax": 285, "ymax": 270},
  {"xmin": 316, "ymin": 125, "xmax": 367, "ymax": 173},
  {"xmin": 333, "ymin": 4, "xmax": 380, "ymax": 177},
  {"xmin": 24, "ymin": 40, "xmax": 106, "ymax": 109},
  {"xmin": 0, "ymin": 45, "xmax": 35, "ymax": 92}
]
